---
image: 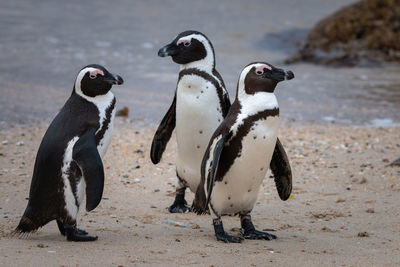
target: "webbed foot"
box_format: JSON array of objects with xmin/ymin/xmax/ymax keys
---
[
  {"xmin": 241, "ymin": 229, "xmax": 277, "ymax": 240},
  {"xmin": 213, "ymin": 218, "xmax": 243, "ymax": 243},
  {"xmin": 57, "ymin": 220, "xmax": 88, "ymax": 236},
  {"xmin": 65, "ymin": 225, "xmax": 97, "ymax": 242},
  {"xmin": 168, "ymin": 191, "xmax": 190, "ymax": 213},
  {"xmin": 240, "ymin": 214, "xmax": 277, "ymax": 240},
  {"xmin": 168, "ymin": 201, "xmax": 191, "ymax": 213}
]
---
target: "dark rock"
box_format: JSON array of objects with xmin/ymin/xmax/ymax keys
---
[
  {"xmin": 287, "ymin": 0, "xmax": 400, "ymax": 66},
  {"xmin": 116, "ymin": 106, "xmax": 129, "ymax": 117}
]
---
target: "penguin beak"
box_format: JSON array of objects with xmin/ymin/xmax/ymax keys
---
[
  {"xmin": 284, "ymin": 70, "xmax": 294, "ymax": 80},
  {"xmin": 263, "ymin": 68, "xmax": 294, "ymax": 82},
  {"xmin": 104, "ymin": 74, "xmax": 124, "ymax": 85},
  {"xmin": 158, "ymin": 43, "xmax": 178, "ymax": 57}
]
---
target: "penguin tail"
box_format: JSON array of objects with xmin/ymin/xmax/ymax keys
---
[
  {"xmin": 13, "ymin": 205, "xmax": 45, "ymax": 237},
  {"xmin": 13, "ymin": 215, "xmax": 40, "ymax": 236},
  {"xmin": 191, "ymin": 203, "xmax": 209, "ymax": 215}
]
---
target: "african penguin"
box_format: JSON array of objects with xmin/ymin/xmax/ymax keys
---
[
  {"xmin": 192, "ymin": 62, "xmax": 294, "ymax": 243},
  {"xmin": 150, "ymin": 31, "xmax": 231, "ymax": 213},
  {"xmin": 14, "ymin": 64, "xmax": 123, "ymax": 241}
]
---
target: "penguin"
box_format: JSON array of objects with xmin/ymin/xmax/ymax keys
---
[
  {"xmin": 150, "ymin": 31, "xmax": 231, "ymax": 213},
  {"xmin": 14, "ymin": 64, "xmax": 124, "ymax": 241},
  {"xmin": 192, "ymin": 62, "xmax": 294, "ymax": 243}
]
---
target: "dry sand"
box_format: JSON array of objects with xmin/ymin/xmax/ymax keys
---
[{"xmin": 0, "ymin": 120, "xmax": 399, "ymax": 266}]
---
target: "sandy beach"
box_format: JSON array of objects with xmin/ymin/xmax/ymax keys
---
[
  {"xmin": 0, "ymin": 120, "xmax": 399, "ymax": 266},
  {"xmin": 1, "ymin": 1, "xmax": 400, "ymax": 266}
]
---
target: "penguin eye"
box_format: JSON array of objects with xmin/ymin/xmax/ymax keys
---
[
  {"xmin": 184, "ymin": 41, "xmax": 191, "ymax": 47},
  {"xmin": 89, "ymin": 74, "xmax": 97, "ymax": 79},
  {"xmin": 255, "ymin": 70, "xmax": 263, "ymax": 75}
]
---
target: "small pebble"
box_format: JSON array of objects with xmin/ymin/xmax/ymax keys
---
[
  {"xmin": 2, "ymin": 140, "xmax": 8, "ymax": 145},
  {"xmin": 357, "ymin": 232, "xmax": 370, "ymax": 237},
  {"xmin": 16, "ymin": 141, "xmax": 24, "ymax": 146},
  {"xmin": 359, "ymin": 178, "xmax": 367, "ymax": 184},
  {"xmin": 366, "ymin": 208, "xmax": 375, "ymax": 213},
  {"xmin": 134, "ymin": 178, "xmax": 141, "ymax": 183}
]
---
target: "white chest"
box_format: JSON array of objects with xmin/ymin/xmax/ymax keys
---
[
  {"xmin": 210, "ymin": 116, "xmax": 279, "ymax": 215},
  {"xmin": 175, "ymin": 75, "xmax": 224, "ymax": 191}
]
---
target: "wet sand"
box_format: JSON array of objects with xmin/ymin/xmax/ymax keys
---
[{"xmin": 0, "ymin": 120, "xmax": 399, "ymax": 266}]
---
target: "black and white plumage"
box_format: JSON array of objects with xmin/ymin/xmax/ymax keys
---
[
  {"xmin": 193, "ymin": 62, "xmax": 294, "ymax": 243},
  {"xmin": 150, "ymin": 31, "xmax": 231, "ymax": 213},
  {"xmin": 15, "ymin": 64, "xmax": 123, "ymax": 241}
]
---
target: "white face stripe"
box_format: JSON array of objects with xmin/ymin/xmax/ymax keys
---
[
  {"xmin": 231, "ymin": 63, "xmax": 279, "ymax": 135},
  {"xmin": 74, "ymin": 67, "xmax": 100, "ymax": 96},
  {"xmin": 237, "ymin": 63, "xmax": 265, "ymax": 100},
  {"xmin": 177, "ymin": 34, "xmax": 208, "ymax": 45},
  {"xmin": 74, "ymin": 66, "xmax": 115, "ymax": 107},
  {"xmin": 89, "ymin": 69, "xmax": 104, "ymax": 78},
  {"xmin": 255, "ymin": 64, "xmax": 271, "ymax": 73},
  {"xmin": 73, "ymin": 67, "xmax": 116, "ymax": 138},
  {"xmin": 178, "ymin": 34, "xmax": 215, "ymax": 73}
]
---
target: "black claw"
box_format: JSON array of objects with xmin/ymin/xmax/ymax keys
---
[
  {"xmin": 241, "ymin": 229, "xmax": 277, "ymax": 240},
  {"xmin": 216, "ymin": 232, "xmax": 244, "ymax": 243},
  {"xmin": 65, "ymin": 225, "xmax": 97, "ymax": 242}
]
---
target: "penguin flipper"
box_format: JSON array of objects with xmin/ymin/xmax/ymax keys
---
[
  {"xmin": 150, "ymin": 94, "xmax": 176, "ymax": 164},
  {"xmin": 205, "ymin": 133, "xmax": 229, "ymax": 208},
  {"xmin": 270, "ymin": 138, "xmax": 292, "ymax": 201},
  {"xmin": 72, "ymin": 128, "xmax": 105, "ymax": 212}
]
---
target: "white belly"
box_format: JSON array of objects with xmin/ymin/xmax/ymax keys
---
[
  {"xmin": 210, "ymin": 116, "xmax": 279, "ymax": 215},
  {"xmin": 175, "ymin": 75, "xmax": 223, "ymax": 192},
  {"xmin": 97, "ymin": 108, "xmax": 115, "ymax": 158}
]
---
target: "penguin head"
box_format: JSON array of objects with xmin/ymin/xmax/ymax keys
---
[
  {"xmin": 74, "ymin": 64, "xmax": 124, "ymax": 97},
  {"xmin": 238, "ymin": 62, "xmax": 294, "ymax": 95},
  {"xmin": 158, "ymin": 31, "xmax": 215, "ymax": 69}
]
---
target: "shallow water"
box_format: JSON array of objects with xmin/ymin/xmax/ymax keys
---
[{"xmin": 0, "ymin": 0, "xmax": 399, "ymax": 127}]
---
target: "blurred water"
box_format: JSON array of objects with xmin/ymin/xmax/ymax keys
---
[{"xmin": 0, "ymin": 0, "xmax": 399, "ymax": 126}]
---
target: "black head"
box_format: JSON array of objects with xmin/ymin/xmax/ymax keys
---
[
  {"xmin": 239, "ymin": 62, "xmax": 294, "ymax": 95},
  {"xmin": 74, "ymin": 64, "xmax": 124, "ymax": 97},
  {"xmin": 158, "ymin": 30, "xmax": 215, "ymax": 67}
]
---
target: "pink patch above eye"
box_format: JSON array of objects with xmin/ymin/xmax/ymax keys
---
[
  {"xmin": 89, "ymin": 69, "xmax": 104, "ymax": 77},
  {"xmin": 256, "ymin": 64, "xmax": 272, "ymax": 73},
  {"xmin": 177, "ymin": 39, "xmax": 190, "ymax": 45}
]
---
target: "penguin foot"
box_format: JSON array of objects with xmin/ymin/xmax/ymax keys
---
[
  {"xmin": 168, "ymin": 202, "xmax": 191, "ymax": 213},
  {"xmin": 168, "ymin": 192, "xmax": 190, "ymax": 213},
  {"xmin": 76, "ymin": 228, "xmax": 88, "ymax": 236},
  {"xmin": 216, "ymin": 232, "xmax": 243, "ymax": 243},
  {"xmin": 57, "ymin": 220, "xmax": 88, "ymax": 236},
  {"xmin": 65, "ymin": 225, "xmax": 97, "ymax": 242},
  {"xmin": 213, "ymin": 218, "xmax": 243, "ymax": 243},
  {"xmin": 240, "ymin": 214, "xmax": 277, "ymax": 240},
  {"xmin": 240, "ymin": 229, "xmax": 277, "ymax": 240}
]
